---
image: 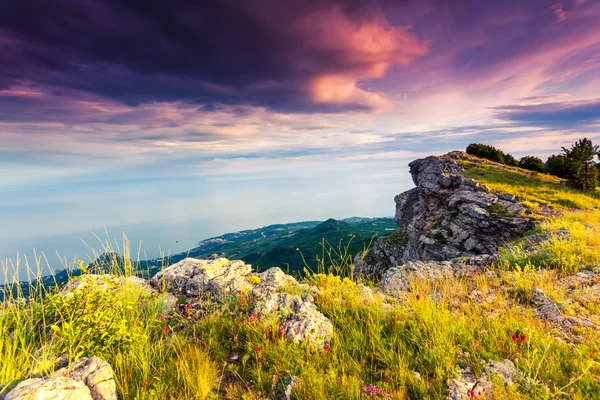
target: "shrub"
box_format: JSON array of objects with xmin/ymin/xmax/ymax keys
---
[
  {"xmin": 519, "ymin": 156, "xmax": 546, "ymax": 173},
  {"xmin": 466, "ymin": 143, "xmax": 518, "ymax": 166}
]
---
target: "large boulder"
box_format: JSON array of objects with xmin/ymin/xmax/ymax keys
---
[
  {"xmin": 150, "ymin": 259, "xmax": 333, "ymax": 348},
  {"xmin": 356, "ymin": 153, "xmax": 534, "ymax": 279},
  {"xmin": 150, "ymin": 258, "xmax": 253, "ymax": 297}
]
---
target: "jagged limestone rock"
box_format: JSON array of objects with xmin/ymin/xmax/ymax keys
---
[
  {"xmin": 254, "ymin": 292, "xmax": 333, "ymax": 348},
  {"xmin": 150, "ymin": 260, "xmax": 333, "ymax": 348},
  {"xmin": 448, "ymin": 359, "xmax": 518, "ymax": 400},
  {"xmin": 150, "ymin": 258, "xmax": 253, "ymax": 297},
  {"xmin": 5, "ymin": 356, "xmax": 118, "ymax": 400},
  {"xmin": 357, "ymin": 152, "xmax": 534, "ymax": 279},
  {"xmin": 5, "ymin": 378, "xmax": 93, "ymax": 400},
  {"xmin": 532, "ymin": 287, "xmax": 598, "ymax": 339},
  {"xmin": 54, "ymin": 357, "xmax": 118, "ymax": 400},
  {"xmin": 354, "ymin": 230, "xmax": 408, "ymax": 279},
  {"xmin": 253, "ymin": 267, "xmax": 298, "ymax": 297}
]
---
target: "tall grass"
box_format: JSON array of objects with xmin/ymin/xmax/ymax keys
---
[{"xmin": 1, "ymin": 215, "xmax": 600, "ymax": 398}]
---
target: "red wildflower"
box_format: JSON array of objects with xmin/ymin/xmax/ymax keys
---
[
  {"xmin": 468, "ymin": 389, "xmax": 475, "ymax": 398},
  {"xmin": 520, "ymin": 334, "xmax": 527, "ymax": 343},
  {"xmin": 324, "ymin": 344, "xmax": 330, "ymax": 351},
  {"xmin": 511, "ymin": 333, "xmax": 517, "ymax": 343},
  {"xmin": 416, "ymin": 293, "xmax": 421, "ymax": 301},
  {"xmin": 186, "ymin": 303, "xmax": 191, "ymax": 309},
  {"xmin": 164, "ymin": 326, "xmax": 169, "ymax": 334},
  {"xmin": 256, "ymin": 346, "xmax": 262, "ymax": 355},
  {"xmin": 591, "ymin": 353, "xmax": 594, "ymax": 359}
]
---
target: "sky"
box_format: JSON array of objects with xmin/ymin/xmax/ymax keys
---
[{"xmin": 1, "ymin": 0, "xmax": 600, "ymax": 264}]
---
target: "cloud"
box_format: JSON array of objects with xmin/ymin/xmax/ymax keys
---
[
  {"xmin": 0, "ymin": 0, "xmax": 426, "ymax": 113},
  {"xmin": 492, "ymin": 98, "xmax": 600, "ymax": 128},
  {"xmin": 515, "ymin": 94, "xmax": 570, "ymax": 103}
]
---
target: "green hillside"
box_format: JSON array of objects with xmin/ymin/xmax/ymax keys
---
[{"xmin": 169, "ymin": 217, "xmax": 397, "ymax": 275}]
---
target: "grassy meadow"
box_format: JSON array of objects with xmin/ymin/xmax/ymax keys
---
[{"xmin": 2, "ymin": 158, "xmax": 600, "ymax": 399}]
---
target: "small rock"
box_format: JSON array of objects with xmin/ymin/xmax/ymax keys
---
[
  {"xmin": 282, "ymin": 376, "xmax": 300, "ymax": 400},
  {"xmin": 558, "ymin": 270, "xmax": 597, "ymax": 290},
  {"xmin": 227, "ymin": 352, "xmax": 240, "ymax": 363},
  {"xmin": 448, "ymin": 359, "xmax": 518, "ymax": 400},
  {"xmin": 532, "ymin": 287, "xmax": 598, "ymax": 337}
]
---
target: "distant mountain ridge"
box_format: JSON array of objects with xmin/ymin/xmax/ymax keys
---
[
  {"xmin": 1, "ymin": 217, "xmax": 396, "ymax": 298},
  {"xmin": 146, "ymin": 217, "xmax": 396, "ymax": 276}
]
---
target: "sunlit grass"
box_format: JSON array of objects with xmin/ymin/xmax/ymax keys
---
[
  {"xmin": 462, "ymin": 161, "xmax": 600, "ymax": 212},
  {"xmin": 2, "ymin": 236, "xmax": 600, "ymax": 398}
]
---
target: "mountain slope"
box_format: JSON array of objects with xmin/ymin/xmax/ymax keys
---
[{"xmin": 166, "ymin": 217, "xmax": 396, "ymax": 275}]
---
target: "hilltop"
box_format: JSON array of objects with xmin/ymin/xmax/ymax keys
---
[{"xmin": 2, "ymin": 151, "xmax": 600, "ymax": 399}]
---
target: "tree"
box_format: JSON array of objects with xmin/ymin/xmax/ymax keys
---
[
  {"xmin": 519, "ymin": 156, "xmax": 546, "ymax": 173},
  {"xmin": 504, "ymin": 153, "xmax": 519, "ymax": 167},
  {"xmin": 562, "ymin": 138, "xmax": 599, "ymax": 192},
  {"xmin": 545, "ymin": 154, "xmax": 569, "ymax": 178}
]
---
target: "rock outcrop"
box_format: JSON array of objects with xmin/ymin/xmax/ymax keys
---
[
  {"xmin": 531, "ymin": 287, "xmax": 598, "ymax": 340},
  {"xmin": 5, "ymin": 357, "xmax": 117, "ymax": 400},
  {"xmin": 356, "ymin": 152, "xmax": 534, "ymax": 279},
  {"xmin": 448, "ymin": 359, "xmax": 519, "ymax": 400},
  {"xmin": 150, "ymin": 258, "xmax": 333, "ymax": 348}
]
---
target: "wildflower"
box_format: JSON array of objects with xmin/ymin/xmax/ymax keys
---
[
  {"xmin": 511, "ymin": 333, "xmax": 518, "ymax": 343},
  {"xmin": 520, "ymin": 334, "xmax": 527, "ymax": 343},
  {"xmin": 416, "ymin": 293, "xmax": 421, "ymax": 301},
  {"xmin": 324, "ymin": 344, "xmax": 330, "ymax": 352},
  {"xmin": 468, "ymin": 389, "xmax": 475, "ymax": 398},
  {"xmin": 256, "ymin": 346, "xmax": 263, "ymax": 357},
  {"xmin": 164, "ymin": 326, "xmax": 169, "ymax": 334},
  {"xmin": 278, "ymin": 325, "xmax": 285, "ymax": 338},
  {"xmin": 591, "ymin": 353, "xmax": 594, "ymax": 359}
]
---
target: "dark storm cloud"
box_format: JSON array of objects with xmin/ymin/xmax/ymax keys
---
[{"xmin": 0, "ymin": 0, "xmax": 426, "ymax": 113}]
